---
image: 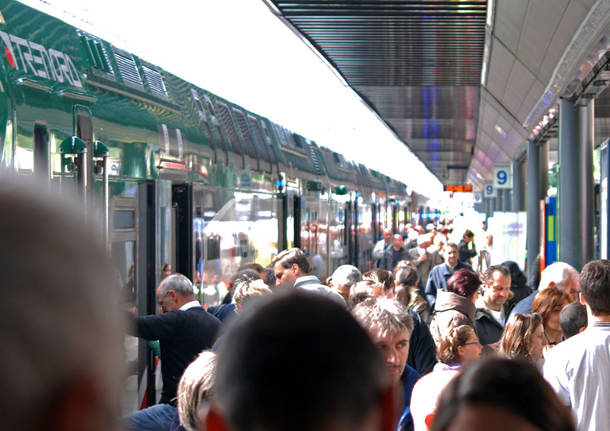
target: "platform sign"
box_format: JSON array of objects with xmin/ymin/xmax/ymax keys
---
[
  {"xmin": 483, "ymin": 182, "xmax": 497, "ymax": 198},
  {"xmin": 493, "ymin": 163, "xmax": 512, "ymax": 189},
  {"xmin": 473, "ymin": 191, "xmax": 482, "ymax": 203}
]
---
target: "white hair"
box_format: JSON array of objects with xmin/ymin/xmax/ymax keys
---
[
  {"xmin": 177, "ymin": 351, "xmax": 217, "ymax": 431},
  {"xmin": 0, "ymin": 177, "xmax": 124, "ymax": 431},
  {"xmin": 539, "ymin": 261, "xmax": 579, "ymax": 291},
  {"xmin": 331, "ymin": 265, "xmax": 362, "ymax": 288},
  {"xmin": 232, "ymin": 278, "xmax": 272, "ymax": 308}
]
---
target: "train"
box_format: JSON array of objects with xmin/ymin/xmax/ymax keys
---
[{"xmin": 0, "ymin": 0, "xmax": 437, "ymax": 410}]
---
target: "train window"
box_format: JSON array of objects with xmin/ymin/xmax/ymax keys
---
[
  {"xmin": 112, "ymin": 47, "xmax": 144, "ymax": 88},
  {"xmin": 293, "ymin": 135, "xmax": 306, "ymax": 149},
  {"xmin": 114, "ymin": 210, "xmax": 135, "ymax": 229},
  {"xmin": 141, "ymin": 62, "xmax": 168, "ymax": 99},
  {"xmin": 284, "ymin": 128, "xmax": 299, "ymax": 148},
  {"xmin": 232, "ymin": 109, "xmax": 258, "ymax": 160},
  {"xmin": 215, "ymin": 102, "xmax": 243, "ymax": 158},
  {"xmin": 191, "ymin": 91, "xmax": 218, "ymax": 162},
  {"xmin": 33, "ymin": 124, "xmax": 49, "ymax": 178},
  {"xmin": 248, "ymin": 115, "xmax": 273, "ymax": 172},
  {"xmin": 77, "ymin": 114, "xmax": 93, "ymax": 143},
  {"xmin": 207, "ymin": 235, "xmax": 221, "ymax": 260},
  {"xmin": 202, "ymin": 94, "xmax": 228, "ymax": 165}
]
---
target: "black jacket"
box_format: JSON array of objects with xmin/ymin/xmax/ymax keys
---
[
  {"xmin": 406, "ymin": 307, "xmax": 437, "ymax": 375},
  {"xmin": 129, "ymin": 306, "xmax": 221, "ymax": 404},
  {"xmin": 474, "ymin": 306, "xmax": 505, "ymax": 347},
  {"xmin": 457, "ymin": 240, "xmax": 477, "ymax": 265}
]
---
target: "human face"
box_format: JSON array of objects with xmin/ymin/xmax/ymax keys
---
[
  {"xmin": 156, "ymin": 286, "xmax": 177, "ymax": 313},
  {"xmin": 273, "ymin": 262, "xmax": 298, "ymax": 289},
  {"xmin": 546, "ymin": 304, "xmax": 567, "ymax": 334},
  {"xmin": 560, "ymin": 278, "xmax": 580, "ymax": 302},
  {"xmin": 458, "ymin": 334, "xmax": 483, "ymax": 366},
  {"xmin": 393, "ymin": 236, "xmax": 404, "ymax": 250},
  {"xmin": 444, "ymin": 245, "xmax": 458, "ymax": 268},
  {"xmin": 529, "ymin": 323, "xmax": 546, "ymax": 361},
  {"xmin": 383, "ymin": 230, "xmax": 393, "ymax": 243},
  {"xmin": 482, "ymin": 271, "xmax": 511, "ymax": 311},
  {"xmin": 372, "ymin": 328, "xmax": 410, "ymax": 382}
]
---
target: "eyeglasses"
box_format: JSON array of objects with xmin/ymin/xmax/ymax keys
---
[{"xmin": 463, "ymin": 341, "xmax": 481, "ymax": 346}]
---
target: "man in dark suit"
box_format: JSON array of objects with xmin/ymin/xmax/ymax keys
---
[{"xmin": 125, "ymin": 274, "xmax": 221, "ymax": 431}]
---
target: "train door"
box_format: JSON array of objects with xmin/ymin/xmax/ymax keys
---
[
  {"xmin": 172, "ymin": 183, "xmax": 193, "ymax": 280},
  {"xmin": 117, "ymin": 180, "xmax": 175, "ymax": 412},
  {"xmin": 111, "ymin": 187, "xmax": 149, "ymax": 413}
]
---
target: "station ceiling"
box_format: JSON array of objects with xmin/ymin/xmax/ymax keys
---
[{"xmin": 265, "ymin": 0, "xmax": 610, "ymax": 188}]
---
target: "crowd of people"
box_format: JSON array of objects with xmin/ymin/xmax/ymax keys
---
[{"xmin": 7, "ymin": 178, "xmax": 609, "ymax": 431}]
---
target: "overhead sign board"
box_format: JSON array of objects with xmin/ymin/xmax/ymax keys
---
[
  {"xmin": 443, "ymin": 184, "xmax": 472, "ymax": 192},
  {"xmin": 484, "ymin": 182, "xmax": 497, "ymax": 198},
  {"xmin": 493, "ymin": 163, "xmax": 512, "ymax": 189}
]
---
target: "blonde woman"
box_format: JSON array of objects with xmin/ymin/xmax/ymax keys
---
[{"xmin": 500, "ymin": 313, "xmax": 546, "ymax": 367}]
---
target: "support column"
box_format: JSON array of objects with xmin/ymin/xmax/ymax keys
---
[
  {"xmin": 559, "ymin": 98, "xmax": 581, "ymax": 269},
  {"xmin": 496, "ymin": 189, "xmax": 503, "ymax": 212},
  {"xmin": 504, "ymin": 188, "xmax": 512, "ymax": 212},
  {"xmin": 512, "ymin": 159, "xmax": 524, "ymax": 211},
  {"xmin": 527, "ymin": 140, "xmax": 541, "ymax": 282},
  {"xmin": 580, "ymin": 99, "xmax": 595, "ymax": 266}
]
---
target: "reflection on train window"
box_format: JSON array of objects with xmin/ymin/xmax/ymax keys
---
[
  {"xmin": 207, "ymin": 235, "xmax": 221, "ymax": 260},
  {"xmin": 114, "ymin": 210, "xmax": 135, "ymax": 229},
  {"xmin": 112, "ymin": 240, "xmax": 136, "ymax": 305}
]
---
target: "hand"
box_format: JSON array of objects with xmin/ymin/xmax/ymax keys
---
[{"xmin": 418, "ymin": 253, "xmax": 427, "ymax": 263}]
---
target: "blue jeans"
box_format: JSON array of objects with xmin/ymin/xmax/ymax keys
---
[{"xmin": 124, "ymin": 403, "xmax": 176, "ymax": 431}]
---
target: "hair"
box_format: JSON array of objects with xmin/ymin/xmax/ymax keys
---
[
  {"xmin": 579, "ymin": 259, "xmax": 610, "ymax": 316},
  {"xmin": 238, "ymin": 262, "xmax": 265, "ymax": 274},
  {"xmin": 229, "ymin": 269, "xmax": 262, "ymax": 290},
  {"xmin": 501, "ymin": 260, "xmax": 527, "ymax": 289},
  {"xmin": 480, "ymin": 265, "xmax": 511, "ymax": 285},
  {"xmin": 363, "ymin": 268, "xmax": 394, "ymax": 292},
  {"xmin": 177, "ymin": 351, "xmax": 217, "ymax": 431},
  {"xmin": 264, "ymin": 267, "xmax": 276, "ymax": 287},
  {"xmin": 331, "ymin": 265, "xmax": 362, "ymax": 288},
  {"xmin": 394, "ymin": 265, "xmax": 419, "ymax": 287},
  {"xmin": 532, "ymin": 287, "xmax": 571, "ymax": 329},
  {"xmin": 213, "ymin": 290, "xmax": 389, "ymax": 431},
  {"xmin": 499, "ymin": 313, "xmax": 544, "ymax": 363},
  {"xmin": 232, "ymin": 278, "xmax": 272, "ymax": 309},
  {"xmin": 159, "ymin": 273, "xmax": 196, "ymax": 298},
  {"xmin": 271, "ymin": 248, "xmax": 310, "ymax": 274},
  {"xmin": 446, "ymin": 268, "xmax": 481, "ymax": 298},
  {"xmin": 352, "ymin": 297, "xmax": 414, "ymax": 339},
  {"xmin": 432, "ymin": 358, "xmax": 575, "ymax": 431},
  {"xmin": 0, "ymin": 178, "xmax": 124, "ymax": 431},
  {"xmin": 444, "ymin": 242, "xmax": 458, "ymax": 251},
  {"xmin": 463, "ymin": 229, "xmax": 474, "ymax": 238},
  {"xmin": 539, "ymin": 261, "xmax": 578, "ymax": 291},
  {"xmin": 559, "ymin": 302, "xmax": 588, "ymax": 338},
  {"xmin": 348, "ymin": 280, "xmax": 378, "ymax": 309},
  {"xmin": 437, "ymin": 325, "xmax": 476, "ymax": 364}
]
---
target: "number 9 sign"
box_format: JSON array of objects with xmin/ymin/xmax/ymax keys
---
[
  {"xmin": 493, "ymin": 163, "xmax": 512, "ymax": 189},
  {"xmin": 484, "ymin": 182, "xmax": 496, "ymax": 197}
]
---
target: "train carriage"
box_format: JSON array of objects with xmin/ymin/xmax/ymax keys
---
[{"xmin": 0, "ymin": 0, "xmax": 421, "ymax": 413}]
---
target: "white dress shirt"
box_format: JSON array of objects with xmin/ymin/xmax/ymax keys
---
[{"xmin": 543, "ymin": 321, "xmax": 610, "ymax": 431}]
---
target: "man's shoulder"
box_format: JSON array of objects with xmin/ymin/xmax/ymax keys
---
[
  {"xmin": 430, "ymin": 263, "xmax": 447, "ymax": 274},
  {"xmin": 510, "ymin": 291, "xmax": 536, "ymax": 316},
  {"xmin": 182, "ymin": 306, "xmax": 222, "ymax": 325}
]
